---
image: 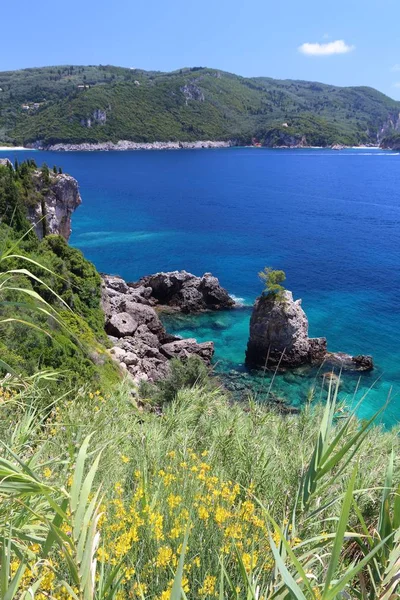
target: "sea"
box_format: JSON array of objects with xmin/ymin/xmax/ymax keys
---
[{"xmin": 2, "ymin": 147, "xmax": 399, "ymax": 426}]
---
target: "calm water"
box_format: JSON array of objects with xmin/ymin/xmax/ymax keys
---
[{"xmin": 2, "ymin": 147, "xmax": 399, "ymax": 425}]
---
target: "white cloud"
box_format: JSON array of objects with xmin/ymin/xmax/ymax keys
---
[
  {"xmin": 393, "ymin": 82, "xmax": 400, "ymax": 88},
  {"xmin": 391, "ymin": 64, "xmax": 400, "ymax": 72},
  {"xmin": 299, "ymin": 39, "xmax": 355, "ymax": 56}
]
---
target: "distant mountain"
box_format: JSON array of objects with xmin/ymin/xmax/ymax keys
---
[{"xmin": 0, "ymin": 65, "xmax": 399, "ymax": 148}]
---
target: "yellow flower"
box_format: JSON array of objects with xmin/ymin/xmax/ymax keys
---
[
  {"xmin": 167, "ymin": 494, "xmax": 182, "ymax": 510},
  {"xmin": 198, "ymin": 505, "xmax": 210, "ymax": 520},
  {"xmin": 198, "ymin": 575, "xmax": 216, "ymax": 596},
  {"xmin": 156, "ymin": 545, "xmax": 173, "ymax": 568},
  {"xmin": 215, "ymin": 506, "xmax": 230, "ymax": 525},
  {"xmin": 43, "ymin": 467, "xmax": 52, "ymax": 479},
  {"xmin": 120, "ymin": 454, "xmax": 130, "ymax": 464}
]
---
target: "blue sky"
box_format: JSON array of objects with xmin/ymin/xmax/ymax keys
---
[{"xmin": 3, "ymin": 0, "xmax": 400, "ymax": 99}]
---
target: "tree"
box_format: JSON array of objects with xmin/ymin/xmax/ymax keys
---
[
  {"xmin": 258, "ymin": 267, "xmax": 286, "ymax": 299},
  {"xmin": 53, "ymin": 165, "xmax": 58, "ymax": 174}
]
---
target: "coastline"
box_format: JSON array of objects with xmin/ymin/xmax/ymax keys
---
[
  {"xmin": 26, "ymin": 140, "xmax": 234, "ymax": 152},
  {"xmin": 0, "ymin": 141, "xmax": 391, "ymax": 152},
  {"xmin": 0, "ymin": 146, "xmax": 33, "ymax": 151}
]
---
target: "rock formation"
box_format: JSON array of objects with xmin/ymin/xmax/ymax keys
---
[
  {"xmin": 135, "ymin": 270, "xmax": 235, "ymax": 313},
  {"xmin": 102, "ymin": 274, "xmax": 216, "ymax": 384},
  {"xmin": 246, "ymin": 290, "xmax": 373, "ymax": 372},
  {"xmin": 27, "ymin": 171, "xmax": 82, "ymax": 241}
]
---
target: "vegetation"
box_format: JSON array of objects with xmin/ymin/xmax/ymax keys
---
[
  {"xmin": 0, "ymin": 161, "xmax": 119, "ymax": 388},
  {"xmin": 259, "ymin": 267, "xmax": 286, "ymax": 299},
  {"xmin": 0, "ymin": 65, "xmax": 399, "ymax": 146},
  {"xmin": 0, "ymin": 372, "xmax": 399, "ymax": 599}
]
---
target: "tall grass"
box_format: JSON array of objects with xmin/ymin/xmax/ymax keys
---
[{"xmin": 0, "ymin": 373, "xmax": 398, "ymax": 599}]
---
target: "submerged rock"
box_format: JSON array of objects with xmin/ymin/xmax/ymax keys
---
[
  {"xmin": 245, "ymin": 290, "xmax": 373, "ymax": 372},
  {"xmin": 135, "ymin": 270, "xmax": 235, "ymax": 313}
]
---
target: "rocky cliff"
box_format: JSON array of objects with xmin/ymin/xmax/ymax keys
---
[
  {"xmin": 246, "ymin": 290, "xmax": 373, "ymax": 372},
  {"xmin": 27, "ymin": 171, "xmax": 82, "ymax": 241}
]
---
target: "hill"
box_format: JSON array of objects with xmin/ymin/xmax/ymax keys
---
[{"xmin": 0, "ymin": 64, "xmax": 399, "ymax": 147}]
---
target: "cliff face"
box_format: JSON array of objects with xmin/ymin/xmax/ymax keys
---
[{"xmin": 27, "ymin": 172, "xmax": 82, "ymax": 241}]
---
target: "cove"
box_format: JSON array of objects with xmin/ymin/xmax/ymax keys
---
[{"xmin": 2, "ymin": 146, "xmax": 399, "ymax": 425}]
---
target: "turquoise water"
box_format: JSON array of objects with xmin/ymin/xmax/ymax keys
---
[{"xmin": 2, "ymin": 147, "xmax": 399, "ymax": 425}]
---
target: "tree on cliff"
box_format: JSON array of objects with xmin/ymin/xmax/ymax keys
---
[{"xmin": 258, "ymin": 267, "xmax": 286, "ymax": 299}]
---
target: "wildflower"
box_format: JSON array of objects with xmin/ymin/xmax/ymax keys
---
[
  {"xmin": 120, "ymin": 454, "xmax": 130, "ymax": 464},
  {"xmin": 156, "ymin": 545, "xmax": 173, "ymax": 568},
  {"xmin": 198, "ymin": 505, "xmax": 210, "ymax": 520},
  {"xmin": 198, "ymin": 575, "xmax": 216, "ymax": 596},
  {"xmin": 43, "ymin": 467, "xmax": 52, "ymax": 479},
  {"xmin": 167, "ymin": 494, "xmax": 182, "ymax": 510},
  {"xmin": 215, "ymin": 505, "xmax": 230, "ymax": 524}
]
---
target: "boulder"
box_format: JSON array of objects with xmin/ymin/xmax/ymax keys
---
[
  {"xmin": 105, "ymin": 312, "xmax": 138, "ymax": 338},
  {"xmin": 160, "ymin": 339, "xmax": 214, "ymax": 364}
]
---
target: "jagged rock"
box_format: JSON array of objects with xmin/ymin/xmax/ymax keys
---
[
  {"xmin": 101, "ymin": 273, "xmax": 218, "ymax": 382},
  {"xmin": 27, "ymin": 172, "xmax": 82, "ymax": 241},
  {"xmin": 325, "ymin": 352, "xmax": 373, "ymax": 372},
  {"xmin": 246, "ymin": 290, "xmax": 373, "ymax": 372},
  {"xmin": 160, "ymin": 339, "xmax": 214, "ymax": 363},
  {"xmin": 136, "ymin": 270, "xmax": 235, "ymax": 313}
]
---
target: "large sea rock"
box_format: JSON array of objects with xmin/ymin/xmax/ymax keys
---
[
  {"xmin": 246, "ymin": 290, "xmax": 373, "ymax": 372},
  {"xmin": 102, "ymin": 274, "xmax": 216, "ymax": 384},
  {"xmin": 135, "ymin": 270, "xmax": 235, "ymax": 313}
]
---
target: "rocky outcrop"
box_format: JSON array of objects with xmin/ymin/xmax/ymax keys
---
[
  {"xmin": 246, "ymin": 290, "xmax": 373, "ymax": 372},
  {"xmin": 135, "ymin": 270, "xmax": 235, "ymax": 313},
  {"xmin": 246, "ymin": 291, "xmax": 327, "ymax": 368},
  {"xmin": 32, "ymin": 140, "xmax": 233, "ymax": 152},
  {"xmin": 27, "ymin": 171, "xmax": 82, "ymax": 241},
  {"xmin": 102, "ymin": 274, "xmax": 215, "ymax": 384}
]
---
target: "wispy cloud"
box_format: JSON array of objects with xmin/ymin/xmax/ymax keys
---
[
  {"xmin": 299, "ymin": 39, "xmax": 355, "ymax": 56},
  {"xmin": 391, "ymin": 64, "xmax": 400, "ymax": 72},
  {"xmin": 392, "ymin": 82, "xmax": 400, "ymax": 88}
]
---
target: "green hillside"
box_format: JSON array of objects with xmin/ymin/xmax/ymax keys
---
[{"xmin": 0, "ymin": 64, "xmax": 399, "ymax": 146}]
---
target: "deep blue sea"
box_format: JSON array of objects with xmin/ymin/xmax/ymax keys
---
[{"xmin": 2, "ymin": 147, "xmax": 399, "ymax": 425}]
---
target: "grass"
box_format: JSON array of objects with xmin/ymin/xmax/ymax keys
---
[{"xmin": 0, "ymin": 371, "xmax": 399, "ymax": 599}]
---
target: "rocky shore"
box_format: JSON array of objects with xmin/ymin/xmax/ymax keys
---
[
  {"xmin": 102, "ymin": 271, "xmax": 235, "ymax": 384},
  {"xmin": 28, "ymin": 140, "xmax": 233, "ymax": 152}
]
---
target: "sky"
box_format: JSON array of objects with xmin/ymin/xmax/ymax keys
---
[{"xmin": 2, "ymin": 0, "xmax": 400, "ymax": 99}]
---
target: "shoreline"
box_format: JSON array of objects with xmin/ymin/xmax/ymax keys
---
[
  {"xmin": 0, "ymin": 146, "xmax": 33, "ymax": 151},
  {"xmin": 0, "ymin": 141, "xmax": 391, "ymax": 152}
]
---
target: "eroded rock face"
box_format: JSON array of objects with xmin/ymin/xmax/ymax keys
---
[
  {"xmin": 246, "ymin": 291, "xmax": 326, "ymax": 368},
  {"xmin": 27, "ymin": 172, "xmax": 82, "ymax": 241},
  {"xmin": 245, "ymin": 290, "xmax": 373, "ymax": 372},
  {"xmin": 102, "ymin": 274, "xmax": 215, "ymax": 384},
  {"xmin": 136, "ymin": 270, "xmax": 235, "ymax": 313}
]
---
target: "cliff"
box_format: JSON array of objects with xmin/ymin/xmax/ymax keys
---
[{"xmin": 27, "ymin": 170, "xmax": 82, "ymax": 241}]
